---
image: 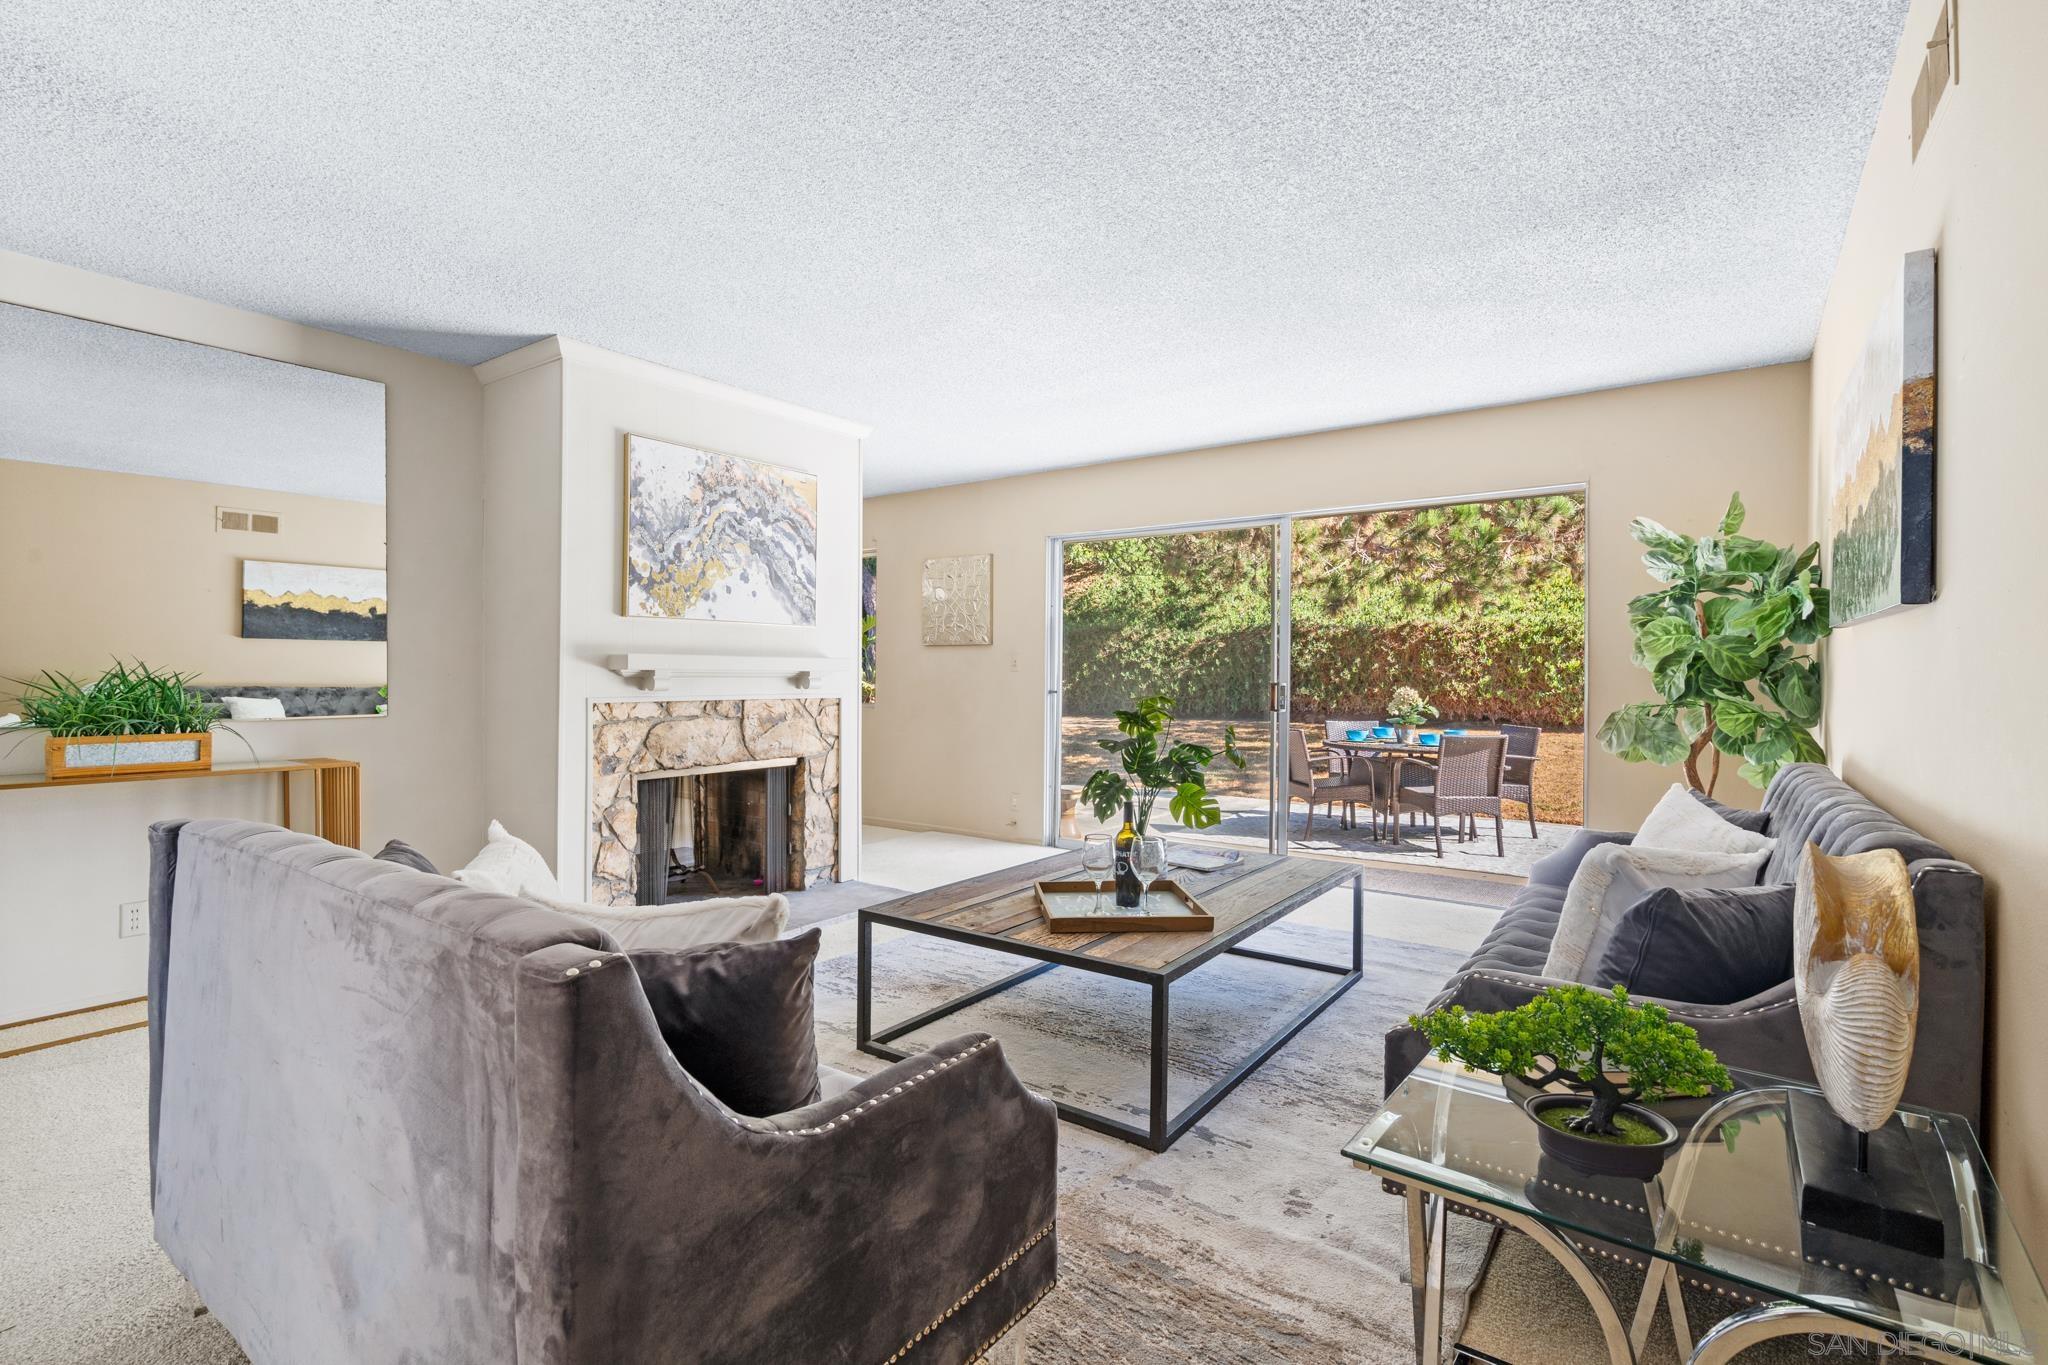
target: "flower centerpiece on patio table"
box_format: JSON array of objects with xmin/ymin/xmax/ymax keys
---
[{"xmin": 1384, "ymin": 686, "xmax": 1439, "ymax": 742}]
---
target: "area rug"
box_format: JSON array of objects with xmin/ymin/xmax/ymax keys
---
[
  {"xmin": 1458, "ymin": 1228, "xmax": 1811, "ymax": 1364},
  {"xmin": 0, "ymin": 919, "xmax": 1487, "ymax": 1364},
  {"xmin": 817, "ymin": 918, "xmax": 1493, "ymax": 1362}
]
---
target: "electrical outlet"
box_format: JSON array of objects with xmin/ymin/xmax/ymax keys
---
[{"xmin": 118, "ymin": 901, "xmax": 147, "ymax": 939}]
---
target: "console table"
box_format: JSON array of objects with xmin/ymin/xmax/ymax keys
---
[{"xmin": 0, "ymin": 757, "xmax": 363, "ymax": 847}]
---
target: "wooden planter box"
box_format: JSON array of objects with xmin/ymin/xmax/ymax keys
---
[{"xmin": 45, "ymin": 731, "xmax": 213, "ymax": 779}]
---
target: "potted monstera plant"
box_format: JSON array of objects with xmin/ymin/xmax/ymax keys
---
[
  {"xmin": 1410, "ymin": 985, "xmax": 1731, "ymax": 1178},
  {"xmin": 1079, "ymin": 693, "xmax": 1246, "ymax": 833}
]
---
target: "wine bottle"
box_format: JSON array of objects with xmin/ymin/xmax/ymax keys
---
[{"xmin": 1114, "ymin": 799, "xmax": 1142, "ymax": 908}]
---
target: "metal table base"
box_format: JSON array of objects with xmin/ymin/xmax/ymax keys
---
[{"xmin": 859, "ymin": 874, "xmax": 1363, "ymax": 1152}]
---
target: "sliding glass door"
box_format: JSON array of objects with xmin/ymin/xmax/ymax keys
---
[
  {"xmin": 1049, "ymin": 523, "xmax": 1286, "ymax": 852},
  {"xmin": 1048, "ymin": 487, "xmax": 1588, "ymax": 861}
]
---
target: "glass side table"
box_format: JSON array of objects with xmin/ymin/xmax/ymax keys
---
[{"xmin": 1345, "ymin": 1060, "xmax": 2047, "ymax": 1364}]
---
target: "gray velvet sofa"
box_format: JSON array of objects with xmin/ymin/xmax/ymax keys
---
[
  {"xmin": 146, "ymin": 818, "xmax": 1059, "ymax": 1365},
  {"xmin": 1384, "ymin": 764, "xmax": 1987, "ymax": 1124}
]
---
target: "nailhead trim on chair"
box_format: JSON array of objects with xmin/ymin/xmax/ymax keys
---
[
  {"xmin": 885, "ymin": 1218, "xmax": 1057, "ymax": 1364},
  {"xmin": 789, "ymin": 1038, "xmax": 1000, "ymax": 1137},
  {"xmin": 964, "ymin": 1277, "xmax": 1059, "ymax": 1364}
]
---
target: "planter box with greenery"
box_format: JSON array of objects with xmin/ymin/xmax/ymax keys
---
[
  {"xmin": 1410, "ymin": 984, "xmax": 1731, "ymax": 1178},
  {"xmin": 12, "ymin": 664, "xmax": 229, "ymax": 779}
]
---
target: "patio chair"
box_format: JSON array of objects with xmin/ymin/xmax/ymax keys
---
[
  {"xmin": 1392, "ymin": 734, "xmax": 1509, "ymax": 858},
  {"xmin": 1500, "ymin": 723, "xmax": 1541, "ymax": 837},
  {"xmin": 1321, "ymin": 720, "xmax": 1371, "ymax": 777},
  {"xmin": 1288, "ymin": 728, "xmax": 1379, "ymax": 837}
]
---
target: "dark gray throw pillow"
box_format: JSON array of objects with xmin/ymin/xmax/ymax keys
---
[
  {"xmin": 1686, "ymin": 787, "xmax": 1771, "ymax": 834},
  {"xmin": 373, "ymin": 839, "xmax": 440, "ymax": 875},
  {"xmin": 1526, "ymin": 827, "xmax": 1635, "ymax": 889},
  {"xmin": 631, "ymin": 929, "xmax": 822, "ymax": 1118},
  {"xmin": 1582, "ymin": 883, "xmax": 1795, "ymax": 1005}
]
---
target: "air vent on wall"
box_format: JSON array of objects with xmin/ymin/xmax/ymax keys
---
[
  {"xmin": 1911, "ymin": 0, "xmax": 1957, "ymax": 160},
  {"xmin": 217, "ymin": 506, "xmax": 280, "ymax": 533}
]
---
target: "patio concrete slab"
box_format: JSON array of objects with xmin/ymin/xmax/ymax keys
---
[{"xmin": 1106, "ymin": 797, "xmax": 1580, "ymax": 881}]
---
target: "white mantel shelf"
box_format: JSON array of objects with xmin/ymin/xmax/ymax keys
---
[{"xmin": 604, "ymin": 654, "xmax": 848, "ymax": 692}]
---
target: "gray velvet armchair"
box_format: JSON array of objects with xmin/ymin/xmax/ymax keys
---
[{"xmin": 147, "ymin": 818, "xmax": 1059, "ymax": 1365}]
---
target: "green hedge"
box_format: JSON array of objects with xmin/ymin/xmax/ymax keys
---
[{"xmin": 1060, "ymin": 496, "xmax": 1585, "ymax": 728}]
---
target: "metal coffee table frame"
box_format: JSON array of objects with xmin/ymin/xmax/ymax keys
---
[{"xmin": 858, "ymin": 868, "xmax": 1363, "ymax": 1152}]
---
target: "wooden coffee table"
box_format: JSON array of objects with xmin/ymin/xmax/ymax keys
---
[{"xmin": 857, "ymin": 846, "xmax": 1362, "ymax": 1151}]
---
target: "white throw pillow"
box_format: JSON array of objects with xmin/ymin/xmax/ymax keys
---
[
  {"xmin": 220, "ymin": 696, "xmax": 289, "ymax": 720},
  {"xmin": 1542, "ymin": 843, "xmax": 1770, "ymax": 980},
  {"xmin": 1634, "ymin": 784, "xmax": 1776, "ymax": 857},
  {"xmin": 450, "ymin": 819, "xmax": 558, "ymax": 897},
  {"xmin": 538, "ymin": 893, "xmax": 788, "ymax": 951}
]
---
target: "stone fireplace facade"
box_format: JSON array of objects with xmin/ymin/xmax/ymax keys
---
[{"xmin": 590, "ymin": 697, "xmax": 841, "ymax": 906}]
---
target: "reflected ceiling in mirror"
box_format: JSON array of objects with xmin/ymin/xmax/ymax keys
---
[{"xmin": 0, "ymin": 303, "xmax": 389, "ymax": 722}]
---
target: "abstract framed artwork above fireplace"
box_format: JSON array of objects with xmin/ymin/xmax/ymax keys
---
[{"xmin": 589, "ymin": 696, "xmax": 841, "ymax": 906}]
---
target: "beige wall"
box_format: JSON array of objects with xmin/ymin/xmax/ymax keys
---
[
  {"xmin": 0, "ymin": 459, "xmax": 386, "ymax": 691},
  {"xmin": 863, "ymin": 362, "xmax": 1811, "ymax": 843},
  {"xmin": 1807, "ymin": 0, "xmax": 2048, "ymax": 1240},
  {"xmin": 0, "ymin": 250, "xmax": 486, "ymax": 1024}
]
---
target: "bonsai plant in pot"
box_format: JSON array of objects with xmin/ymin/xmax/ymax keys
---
[
  {"xmin": 1079, "ymin": 693, "xmax": 1246, "ymax": 834},
  {"xmin": 10, "ymin": 663, "xmax": 230, "ymax": 779},
  {"xmin": 1410, "ymin": 984, "xmax": 1732, "ymax": 1178},
  {"xmin": 1384, "ymin": 686, "xmax": 1438, "ymax": 743}
]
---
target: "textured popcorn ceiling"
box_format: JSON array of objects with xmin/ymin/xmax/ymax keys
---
[
  {"xmin": 0, "ymin": 2, "xmax": 1906, "ymax": 495},
  {"xmin": 0, "ymin": 302, "xmax": 386, "ymax": 503}
]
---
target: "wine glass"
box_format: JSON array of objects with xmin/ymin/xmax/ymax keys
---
[
  {"xmin": 1134, "ymin": 837, "xmax": 1169, "ymax": 913},
  {"xmin": 1081, "ymin": 834, "xmax": 1114, "ymax": 910}
]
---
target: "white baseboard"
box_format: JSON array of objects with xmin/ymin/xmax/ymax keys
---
[{"xmin": 862, "ymin": 816, "xmax": 1046, "ymax": 846}]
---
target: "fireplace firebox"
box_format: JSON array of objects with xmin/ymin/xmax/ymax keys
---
[{"xmin": 634, "ymin": 761, "xmax": 795, "ymax": 905}]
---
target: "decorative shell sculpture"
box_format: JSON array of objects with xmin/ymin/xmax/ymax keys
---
[{"xmin": 1793, "ymin": 843, "xmax": 1920, "ymax": 1132}]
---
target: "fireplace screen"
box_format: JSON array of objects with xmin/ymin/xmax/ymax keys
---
[{"xmin": 634, "ymin": 763, "xmax": 793, "ymax": 904}]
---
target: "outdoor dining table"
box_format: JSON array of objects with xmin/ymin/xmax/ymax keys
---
[{"xmin": 1323, "ymin": 736, "xmax": 1466, "ymax": 843}]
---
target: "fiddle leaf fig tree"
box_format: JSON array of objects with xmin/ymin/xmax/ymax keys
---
[
  {"xmin": 1080, "ymin": 693, "xmax": 1246, "ymax": 833},
  {"xmin": 1597, "ymin": 493, "xmax": 1829, "ymax": 795}
]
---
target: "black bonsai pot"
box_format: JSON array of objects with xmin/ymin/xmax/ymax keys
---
[{"xmin": 1523, "ymin": 1093, "xmax": 1682, "ymax": 1180}]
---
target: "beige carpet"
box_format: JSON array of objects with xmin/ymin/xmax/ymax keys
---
[{"xmin": 2, "ymin": 918, "xmax": 1492, "ymax": 1363}]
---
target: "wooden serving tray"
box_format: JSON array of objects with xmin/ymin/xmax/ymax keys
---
[{"xmin": 1033, "ymin": 878, "xmax": 1215, "ymax": 933}]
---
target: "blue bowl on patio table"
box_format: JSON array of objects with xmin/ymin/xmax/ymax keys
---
[
  {"xmin": 1419, "ymin": 733, "xmax": 1441, "ymax": 747},
  {"xmin": 1372, "ymin": 726, "xmax": 1394, "ymax": 740},
  {"xmin": 1346, "ymin": 728, "xmax": 1367, "ymax": 741}
]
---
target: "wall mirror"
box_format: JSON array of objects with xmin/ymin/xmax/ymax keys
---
[{"xmin": 0, "ymin": 302, "xmax": 389, "ymax": 723}]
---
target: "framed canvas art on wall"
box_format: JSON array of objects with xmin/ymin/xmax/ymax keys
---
[
  {"xmin": 921, "ymin": 554, "xmax": 992, "ymax": 645},
  {"xmin": 623, "ymin": 433, "xmax": 819, "ymax": 625},
  {"xmin": 241, "ymin": 560, "xmax": 387, "ymax": 640},
  {"xmin": 1825, "ymin": 250, "xmax": 1936, "ymax": 626}
]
